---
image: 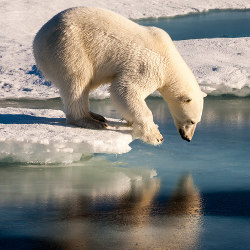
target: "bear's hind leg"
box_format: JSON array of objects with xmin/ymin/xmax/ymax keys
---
[{"xmin": 62, "ymin": 86, "xmax": 107, "ymax": 129}]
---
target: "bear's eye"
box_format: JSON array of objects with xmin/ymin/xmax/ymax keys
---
[
  {"xmin": 179, "ymin": 96, "xmax": 192, "ymax": 103},
  {"xmin": 188, "ymin": 120, "xmax": 195, "ymax": 124}
]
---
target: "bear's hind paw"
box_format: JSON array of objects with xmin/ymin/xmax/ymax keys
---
[{"xmin": 68, "ymin": 116, "xmax": 107, "ymax": 129}]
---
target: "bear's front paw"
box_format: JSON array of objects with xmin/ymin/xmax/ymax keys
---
[
  {"xmin": 144, "ymin": 128, "xmax": 164, "ymax": 146},
  {"xmin": 132, "ymin": 123, "xmax": 164, "ymax": 146}
]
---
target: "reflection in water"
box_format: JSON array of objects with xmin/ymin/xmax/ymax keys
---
[
  {"xmin": 161, "ymin": 174, "xmax": 202, "ymax": 249},
  {"xmin": 0, "ymin": 158, "xmax": 202, "ymax": 249},
  {"xmin": 90, "ymin": 97, "xmax": 250, "ymax": 128},
  {"xmin": 2, "ymin": 96, "xmax": 250, "ymax": 127}
]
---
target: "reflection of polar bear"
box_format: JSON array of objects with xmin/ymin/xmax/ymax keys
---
[{"xmin": 33, "ymin": 7, "xmax": 206, "ymax": 145}]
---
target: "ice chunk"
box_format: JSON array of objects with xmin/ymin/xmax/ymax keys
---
[{"xmin": 0, "ymin": 108, "xmax": 133, "ymax": 163}]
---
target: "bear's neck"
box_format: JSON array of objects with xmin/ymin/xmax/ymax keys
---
[{"xmin": 158, "ymin": 39, "xmax": 199, "ymax": 101}]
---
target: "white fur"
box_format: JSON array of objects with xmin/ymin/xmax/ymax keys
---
[{"xmin": 33, "ymin": 7, "xmax": 206, "ymax": 145}]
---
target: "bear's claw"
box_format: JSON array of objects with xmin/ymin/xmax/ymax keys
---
[
  {"xmin": 89, "ymin": 111, "xmax": 106, "ymax": 122},
  {"xmin": 132, "ymin": 122, "xmax": 164, "ymax": 146}
]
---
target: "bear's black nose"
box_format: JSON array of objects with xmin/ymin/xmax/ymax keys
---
[{"xmin": 179, "ymin": 129, "xmax": 191, "ymax": 142}]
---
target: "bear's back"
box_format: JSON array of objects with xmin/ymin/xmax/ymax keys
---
[
  {"xmin": 60, "ymin": 7, "xmax": 144, "ymax": 39},
  {"xmin": 35, "ymin": 7, "xmax": 171, "ymax": 57}
]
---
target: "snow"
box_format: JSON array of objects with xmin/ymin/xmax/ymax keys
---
[
  {"xmin": 0, "ymin": 0, "xmax": 250, "ymax": 99},
  {"xmin": 176, "ymin": 38, "xmax": 250, "ymax": 96},
  {"xmin": 0, "ymin": 0, "xmax": 250, "ymax": 161},
  {"xmin": 0, "ymin": 108, "xmax": 132, "ymax": 163},
  {"xmin": 1, "ymin": 37, "xmax": 249, "ymax": 99}
]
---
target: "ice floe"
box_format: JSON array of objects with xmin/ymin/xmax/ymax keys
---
[{"xmin": 0, "ymin": 108, "xmax": 132, "ymax": 163}]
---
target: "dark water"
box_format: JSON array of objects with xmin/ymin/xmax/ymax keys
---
[
  {"xmin": 1, "ymin": 96, "xmax": 250, "ymax": 249},
  {"xmin": 136, "ymin": 10, "xmax": 250, "ymax": 40}
]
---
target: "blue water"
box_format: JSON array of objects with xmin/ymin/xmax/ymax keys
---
[
  {"xmin": 1, "ymin": 97, "xmax": 250, "ymax": 249},
  {"xmin": 136, "ymin": 10, "xmax": 250, "ymax": 40}
]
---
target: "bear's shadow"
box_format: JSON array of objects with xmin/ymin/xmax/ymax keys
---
[
  {"xmin": 0, "ymin": 114, "xmax": 66, "ymax": 126},
  {"xmin": 0, "ymin": 114, "xmax": 132, "ymax": 133}
]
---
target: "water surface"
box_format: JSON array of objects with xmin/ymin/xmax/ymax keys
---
[
  {"xmin": 136, "ymin": 10, "xmax": 250, "ymax": 40},
  {"xmin": 0, "ymin": 97, "xmax": 250, "ymax": 249}
]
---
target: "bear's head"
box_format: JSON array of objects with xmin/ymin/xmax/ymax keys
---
[
  {"xmin": 159, "ymin": 86, "xmax": 207, "ymax": 142},
  {"xmin": 168, "ymin": 91, "xmax": 207, "ymax": 142},
  {"xmin": 157, "ymin": 40, "xmax": 207, "ymax": 142}
]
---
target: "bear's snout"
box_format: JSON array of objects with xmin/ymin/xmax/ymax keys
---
[{"xmin": 178, "ymin": 128, "xmax": 191, "ymax": 142}]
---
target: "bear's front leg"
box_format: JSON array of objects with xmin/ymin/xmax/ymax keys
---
[
  {"xmin": 132, "ymin": 121, "xmax": 164, "ymax": 146},
  {"xmin": 110, "ymin": 80, "xmax": 163, "ymax": 145}
]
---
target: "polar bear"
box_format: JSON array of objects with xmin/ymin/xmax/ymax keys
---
[{"xmin": 33, "ymin": 7, "xmax": 206, "ymax": 145}]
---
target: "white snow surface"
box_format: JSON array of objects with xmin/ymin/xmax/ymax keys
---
[
  {"xmin": 0, "ymin": 0, "xmax": 250, "ymax": 99},
  {"xmin": 0, "ymin": 108, "xmax": 132, "ymax": 163},
  {"xmin": 176, "ymin": 38, "xmax": 250, "ymax": 96}
]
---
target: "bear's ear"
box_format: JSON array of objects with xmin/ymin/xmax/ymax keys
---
[
  {"xmin": 179, "ymin": 95, "xmax": 192, "ymax": 103},
  {"xmin": 202, "ymin": 91, "xmax": 207, "ymax": 98}
]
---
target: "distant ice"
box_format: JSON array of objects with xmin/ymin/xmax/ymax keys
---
[
  {"xmin": 176, "ymin": 38, "xmax": 250, "ymax": 96},
  {"xmin": 1, "ymin": 38, "xmax": 249, "ymax": 99},
  {"xmin": 97, "ymin": 38, "xmax": 250, "ymax": 97},
  {"xmin": 0, "ymin": 108, "xmax": 132, "ymax": 163}
]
